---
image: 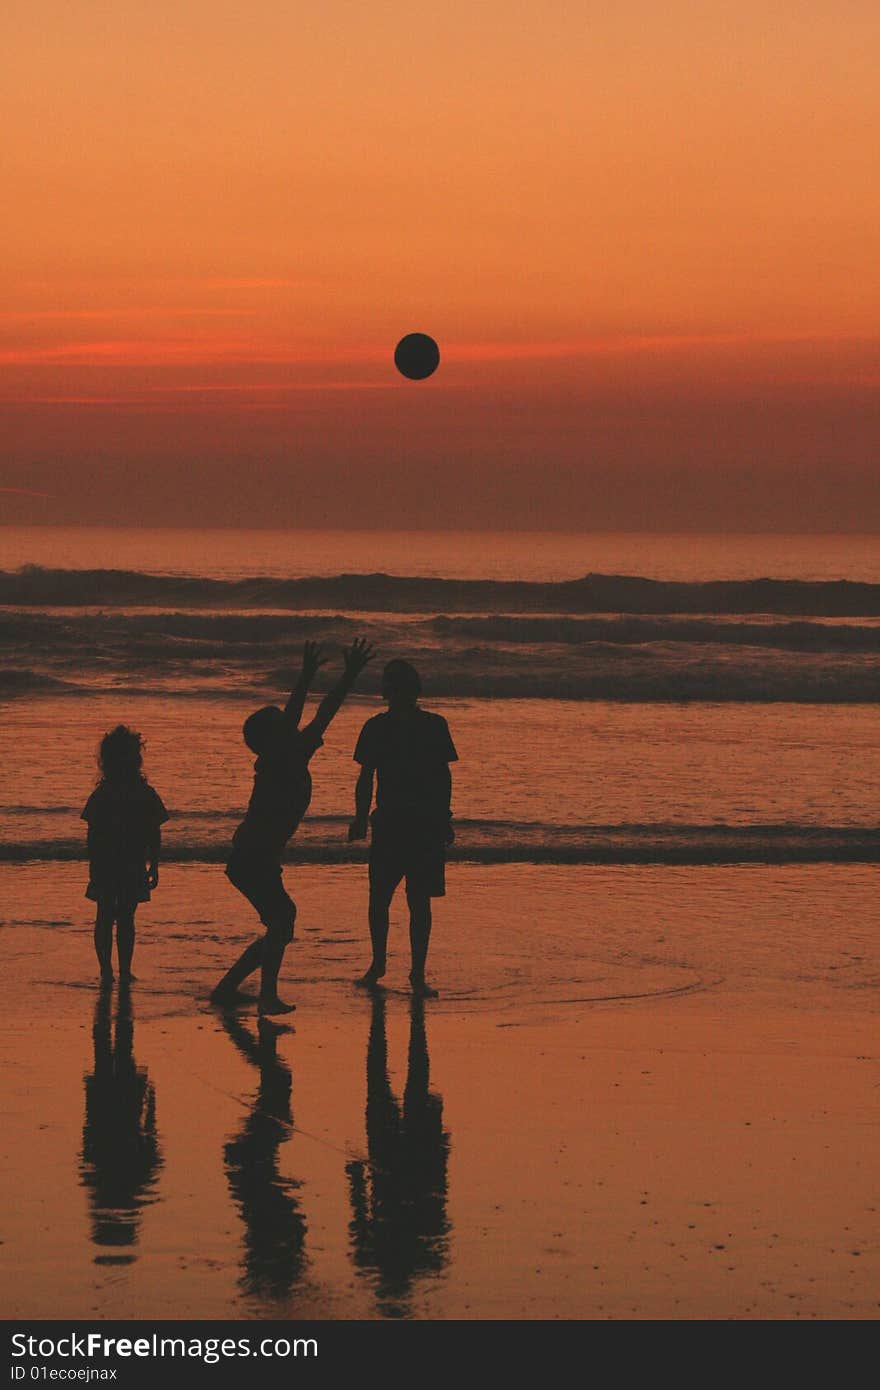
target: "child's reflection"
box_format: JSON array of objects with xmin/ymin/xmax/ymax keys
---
[
  {"xmin": 220, "ymin": 1012, "xmax": 308, "ymax": 1299},
  {"xmin": 80, "ymin": 984, "xmax": 163, "ymax": 1261},
  {"xmin": 347, "ymin": 993, "xmax": 450, "ymax": 1317}
]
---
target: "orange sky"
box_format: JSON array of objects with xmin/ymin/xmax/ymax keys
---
[{"xmin": 2, "ymin": 1, "xmax": 879, "ymax": 528}]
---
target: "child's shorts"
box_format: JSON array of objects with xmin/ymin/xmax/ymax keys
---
[
  {"xmin": 86, "ymin": 868, "xmax": 148, "ymax": 910},
  {"xmin": 368, "ymin": 824, "xmax": 447, "ymax": 900},
  {"xmin": 226, "ymin": 852, "xmax": 296, "ymax": 929}
]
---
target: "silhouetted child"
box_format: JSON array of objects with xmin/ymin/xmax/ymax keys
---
[
  {"xmin": 211, "ymin": 637, "xmax": 375, "ymax": 1015},
  {"xmin": 349, "ymin": 659, "xmax": 457, "ymax": 997},
  {"xmin": 81, "ymin": 725, "xmax": 168, "ymax": 986}
]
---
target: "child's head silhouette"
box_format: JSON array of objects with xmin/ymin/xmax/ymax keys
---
[
  {"xmin": 381, "ymin": 659, "xmax": 421, "ymax": 708},
  {"xmin": 98, "ymin": 725, "xmax": 145, "ymax": 783},
  {"xmin": 242, "ymin": 705, "xmax": 284, "ymax": 755}
]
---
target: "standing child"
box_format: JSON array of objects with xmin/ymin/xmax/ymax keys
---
[
  {"xmin": 349, "ymin": 659, "xmax": 457, "ymax": 997},
  {"xmin": 82, "ymin": 725, "xmax": 168, "ymax": 986},
  {"xmin": 211, "ymin": 637, "xmax": 375, "ymax": 1015}
]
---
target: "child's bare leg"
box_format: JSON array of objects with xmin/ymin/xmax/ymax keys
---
[
  {"xmin": 258, "ymin": 907, "xmax": 297, "ymax": 1014},
  {"xmin": 357, "ymin": 888, "xmax": 392, "ymax": 986},
  {"xmin": 211, "ymin": 937, "xmax": 265, "ymax": 1002},
  {"xmin": 117, "ymin": 908, "xmax": 136, "ymax": 981},
  {"xmin": 407, "ymin": 891, "xmax": 437, "ymax": 997},
  {"xmin": 94, "ymin": 905, "xmax": 114, "ymax": 983}
]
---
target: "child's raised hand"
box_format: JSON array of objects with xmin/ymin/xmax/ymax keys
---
[
  {"xmin": 343, "ymin": 637, "xmax": 376, "ymax": 679},
  {"xmin": 301, "ymin": 640, "xmax": 328, "ymax": 680}
]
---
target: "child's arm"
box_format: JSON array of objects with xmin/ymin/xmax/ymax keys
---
[
  {"xmin": 439, "ymin": 763, "xmax": 455, "ymax": 843},
  {"xmin": 147, "ymin": 828, "xmax": 161, "ymax": 889},
  {"xmin": 303, "ymin": 638, "xmax": 375, "ymax": 741},
  {"xmin": 348, "ymin": 765, "xmax": 374, "ymax": 840},
  {"xmin": 283, "ymin": 640, "xmax": 328, "ymax": 729},
  {"xmin": 436, "ymin": 719, "xmax": 457, "ymax": 843},
  {"xmin": 146, "ymin": 789, "xmax": 169, "ymax": 889}
]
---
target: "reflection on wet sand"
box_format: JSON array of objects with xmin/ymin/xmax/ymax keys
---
[
  {"xmin": 220, "ymin": 1013, "xmax": 308, "ymax": 1299},
  {"xmin": 347, "ymin": 994, "xmax": 450, "ymax": 1317},
  {"xmin": 80, "ymin": 984, "xmax": 163, "ymax": 1263}
]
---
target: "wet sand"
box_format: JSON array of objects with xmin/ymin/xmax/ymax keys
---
[{"xmin": 1, "ymin": 861, "xmax": 878, "ymax": 1319}]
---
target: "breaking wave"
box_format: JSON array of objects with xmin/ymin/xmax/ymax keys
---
[
  {"xmin": 429, "ymin": 614, "xmax": 880, "ymax": 652},
  {"xmin": 3, "ymin": 567, "xmax": 879, "ymax": 703},
  {"xmin": 3, "ymin": 566, "xmax": 880, "ymax": 616},
  {"xmin": 0, "ymin": 669, "xmax": 74, "ymax": 693}
]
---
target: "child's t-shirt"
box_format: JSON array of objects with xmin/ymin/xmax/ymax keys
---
[
  {"xmin": 81, "ymin": 779, "xmax": 169, "ymax": 893},
  {"xmin": 231, "ymin": 724, "xmax": 324, "ymax": 864},
  {"xmin": 354, "ymin": 707, "xmax": 457, "ymax": 833}
]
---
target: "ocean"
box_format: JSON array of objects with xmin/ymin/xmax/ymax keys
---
[{"xmin": 1, "ymin": 528, "xmax": 878, "ymax": 869}]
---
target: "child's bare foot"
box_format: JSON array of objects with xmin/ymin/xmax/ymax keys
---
[
  {"xmin": 355, "ymin": 966, "xmax": 386, "ymax": 989},
  {"xmin": 409, "ymin": 975, "xmax": 439, "ymax": 999},
  {"xmin": 258, "ymin": 995, "xmax": 296, "ymax": 1016}
]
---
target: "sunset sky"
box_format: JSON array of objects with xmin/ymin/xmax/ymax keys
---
[{"xmin": 2, "ymin": 1, "xmax": 878, "ymax": 529}]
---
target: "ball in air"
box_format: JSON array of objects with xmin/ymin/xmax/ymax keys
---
[{"xmin": 394, "ymin": 333, "xmax": 440, "ymax": 380}]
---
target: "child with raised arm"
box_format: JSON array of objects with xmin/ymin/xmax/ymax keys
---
[
  {"xmin": 212, "ymin": 637, "xmax": 375, "ymax": 1015},
  {"xmin": 82, "ymin": 725, "xmax": 168, "ymax": 986}
]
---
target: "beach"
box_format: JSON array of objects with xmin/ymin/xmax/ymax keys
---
[
  {"xmin": 2, "ymin": 858, "xmax": 878, "ymax": 1320},
  {"xmin": 1, "ymin": 527, "xmax": 878, "ymax": 1321}
]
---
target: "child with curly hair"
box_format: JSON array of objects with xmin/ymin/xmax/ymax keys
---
[{"xmin": 82, "ymin": 725, "xmax": 168, "ymax": 985}]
